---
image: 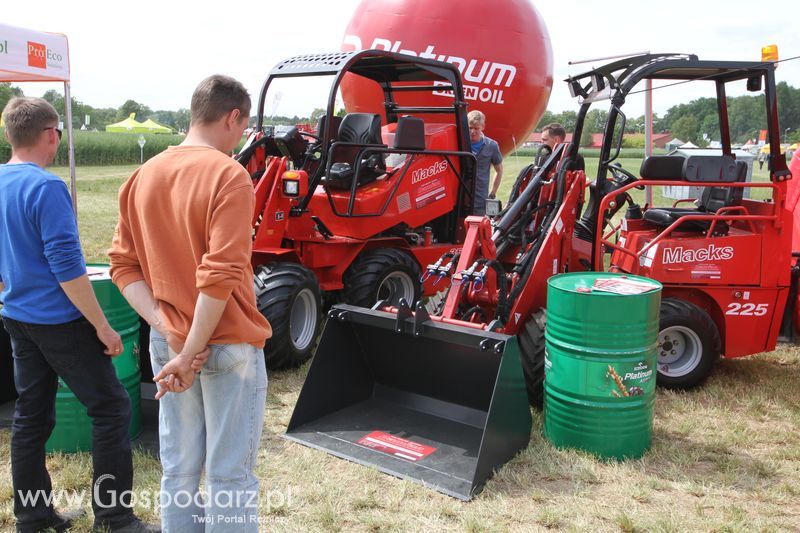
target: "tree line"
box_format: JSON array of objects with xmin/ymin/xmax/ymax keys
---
[
  {"xmin": 3, "ymin": 81, "xmax": 798, "ymax": 145},
  {"xmin": 0, "ymin": 84, "xmax": 191, "ymax": 131},
  {"xmin": 534, "ymin": 81, "xmax": 800, "ymax": 146}
]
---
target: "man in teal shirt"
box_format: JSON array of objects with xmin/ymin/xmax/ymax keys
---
[{"xmin": 468, "ymin": 110, "xmax": 504, "ymax": 215}]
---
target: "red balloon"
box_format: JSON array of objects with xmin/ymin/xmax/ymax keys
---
[
  {"xmin": 788, "ymin": 150, "xmax": 800, "ymax": 251},
  {"xmin": 341, "ymin": 0, "xmax": 553, "ymax": 155}
]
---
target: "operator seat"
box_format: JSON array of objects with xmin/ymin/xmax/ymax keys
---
[
  {"xmin": 392, "ymin": 116, "xmax": 426, "ymax": 151},
  {"xmin": 327, "ymin": 113, "xmax": 386, "ymax": 190},
  {"xmin": 384, "ymin": 116, "xmax": 426, "ymax": 169},
  {"xmin": 642, "ymin": 155, "xmax": 747, "ymax": 234}
]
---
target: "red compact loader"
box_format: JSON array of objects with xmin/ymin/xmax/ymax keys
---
[
  {"xmin": 236, "ymin": 50, "xmax": 483, "ymax": 369},
  {"xmin": 285, "ymin": 53, "xmax": 793, "ymax": 499}
]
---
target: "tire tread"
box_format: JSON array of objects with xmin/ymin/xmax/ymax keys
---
[
  {"xmin": 254, "ymin": 263, "xmax": 321, "ymax": 369},
  {"xmin": 658, "ymin": 297, "xmax": 721, "ymax": 389},
  {"xmin": 342, "ymin": 248, "xmax": 422, "ymax": 307}
]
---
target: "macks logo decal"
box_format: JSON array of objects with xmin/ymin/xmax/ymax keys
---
[
  {"xmin": 662, "ymin": 245, "xmax": 734, "ymax": 264},
  {"xmin": 411, "ymin": 160, "xmax": 448, "ymax": 184}
]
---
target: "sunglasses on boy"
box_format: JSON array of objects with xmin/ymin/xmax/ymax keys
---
[{"xmin": 43, "ymin": 126, "xmax": 63, "ymax": 140}]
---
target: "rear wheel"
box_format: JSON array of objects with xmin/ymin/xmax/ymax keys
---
[
  {"xmin": 657, "ymin": 298, "xmax": 720, "ymax": 389},
  {"xmin": 342, "ymin": 248, "xmax": 422, "ymax": 308},
  {"xmin": 254, "ymin": 263, "xmax": 322, "ymax": 369},
  {"xmin": 519, "ymin": 310, "xmax": 546, "ymax": 408}
]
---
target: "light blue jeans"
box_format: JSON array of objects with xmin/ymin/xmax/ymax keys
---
[{"xmin": 150, "ymin": 331, "xmax": 267, "ymax": 532}]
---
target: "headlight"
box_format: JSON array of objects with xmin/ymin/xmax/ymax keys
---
[{"xmin": 283, "ymin": 179, "xmax": 300, "ymax": 196}]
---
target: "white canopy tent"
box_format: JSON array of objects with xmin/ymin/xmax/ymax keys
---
[{"xmin": 0, "ymin": 22, "xmax": 76, "ymax": 213}]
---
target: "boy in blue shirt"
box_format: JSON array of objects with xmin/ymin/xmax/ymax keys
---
[{"xmin": 0, "ymin": 97, "xmax": 156, "ymax": 533}]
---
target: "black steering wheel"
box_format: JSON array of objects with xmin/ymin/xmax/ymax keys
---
[
  {"xmin": 534, "ymin": 143, "xmax": 553, "ymax": 168},
  {"xmin": 608, "ymin": 162, "xmax": 644, "ymax": 190},
  {"xmin": 299, "ymin": 130, "xmax": 320, "ymax": 142},
  {"xmin": 299, "ymin": 131, "xmax": 324, "ymax": 165}
]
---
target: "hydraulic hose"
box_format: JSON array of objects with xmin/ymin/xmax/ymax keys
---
[
  {"xmin": 460, "ymin": 306, "xmax": 487, "ymax": 322},
  {"xmin": 506, "ymin": 159, "xmax": 569, "ymax": 309},
  {"xmin": 506, "ymin": 163, "xmax": 535, "ymax": 206},
  {"xmin": 484, "ymin": 259, "xmax": 509, "ymax": 323}
]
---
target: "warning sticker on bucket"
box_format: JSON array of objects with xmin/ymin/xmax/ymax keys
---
[{"xmin": 356, "ymin": 431, "xmax": 437, "ymax": 462}]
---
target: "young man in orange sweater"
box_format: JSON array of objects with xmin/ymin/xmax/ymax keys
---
[{"xmin": 109, "ymin": 75, "xmax": 271, "ymax": 531}]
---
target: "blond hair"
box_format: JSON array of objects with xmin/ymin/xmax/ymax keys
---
[
  {"xmin": 2, "ymin": 97, "xmax": 59, "ymax": 148},
  {"xmin": 467, "ymin": 110, "xmax": 486, "ymax": 127}
]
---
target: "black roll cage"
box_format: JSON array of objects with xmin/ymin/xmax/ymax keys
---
[
  {"xmin": 563, "ymin": 53, "xmax": 791, "ymax": 265},
  {"xmin": 253, "ymin": 50, "xmax": 476, "ymax": 215}
]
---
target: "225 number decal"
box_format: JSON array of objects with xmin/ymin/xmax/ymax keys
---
[{"xmin": 726, "ymin": 303, "xmax": 768, "ymax": 316}]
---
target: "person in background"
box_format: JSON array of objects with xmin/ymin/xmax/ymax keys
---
[
  {"xmin": 539, "ymin": 122, "xmax": 584, "ymax": 171},
  {"xmin": 0, "ymin": 97, "xmax": 157, "ymax": 533},
  {"xmin": 109, "ymin": 75, "xmax": 271, "ymax": 532},
  {"xmin": 467, "ymin": 110, "xmax": 503, "ymax": 214},
  {"xmin": 541, "ymin": 122, "xmax": 567, "ymax": 150}
]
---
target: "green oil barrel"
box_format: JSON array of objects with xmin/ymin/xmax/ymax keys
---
[
  {"xmin": 543, "ymin": 272, "xmax": 661, "ymax": 460},
  {"xmin": 45, "ymin": 265, "xmax": 141, "ymax": 453}
]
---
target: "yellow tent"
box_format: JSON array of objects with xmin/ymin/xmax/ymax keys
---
[
  {"xmin": 106, "ymin": 113, "xmax": 148, "ymax": 133},
  {"xmin": 140, "ymin": 118, "xmax": 173, "ymax": 134},
  {"xmin": 759, "ymin": 145, "xmax": 786, "ymax": 154}
]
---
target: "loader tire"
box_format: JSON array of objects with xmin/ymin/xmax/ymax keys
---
[
  {"xmin": 342, "ymin": 248, "xmax": 422, "ymax": 308},
  {"xmin": 254, "ymin": 263, "xmax": 322, "ymax": 370},
  {"xmin": 657, "ymin": 298, "xmax": 720, "ymax": 390},
  {"xmin": 519, "ymin": 310, "xmax": 546, "ymax": 408}
]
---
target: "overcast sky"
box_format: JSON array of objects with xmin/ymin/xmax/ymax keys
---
[{"xmin": 7, "ymin": 0, "xmax": 798, "ymax": 120}]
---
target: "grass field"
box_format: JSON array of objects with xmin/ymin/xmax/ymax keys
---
[{"xmin": 1, "ymin": 158, "xmax": 798, "ymax": 531}]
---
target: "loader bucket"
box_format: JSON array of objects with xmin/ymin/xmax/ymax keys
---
[{"xmin": 285, "ymin": 302, "xmax": 532, "ymax": 500}]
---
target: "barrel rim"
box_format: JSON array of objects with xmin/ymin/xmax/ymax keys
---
[{"xmin": 546, "ymin": 271, "xmax": 663, "ymax": 296}]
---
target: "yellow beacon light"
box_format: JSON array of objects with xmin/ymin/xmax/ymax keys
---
[{"xmin": 762, "ymin": 44, "xmax": 779, "ymax": 63}]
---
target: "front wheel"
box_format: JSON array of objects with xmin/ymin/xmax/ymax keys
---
[
  {"xmin": 254, "ymin": 263, "xmax": 322, "ymax": 370},
  {"xmin": 657, "ymin": 298, "xmax": 721, "ymax": 389},
  {"xmin": 519, "ymin": 310, "xmax": 546, "ymax": 408},
  {"xmin": 342, "ymin": 248, "xmax": 422, "ymax": 308}
]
